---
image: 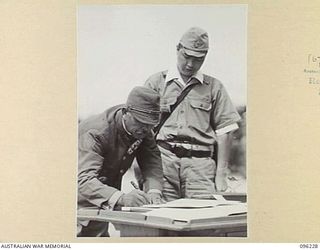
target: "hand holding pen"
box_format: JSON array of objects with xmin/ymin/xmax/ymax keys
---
[
  {"xmin": 131, "ymin": 181, "xmax": 165, "ymax": 205},
  {"xmin": 115, "ymin": 181, "xmax": 149, "ymax": 207}
]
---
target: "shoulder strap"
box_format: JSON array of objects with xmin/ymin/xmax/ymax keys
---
[{"xmin": 153, "ymin": 81, "xmax": 196, "ymax": 137}]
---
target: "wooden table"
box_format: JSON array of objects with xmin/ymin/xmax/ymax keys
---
[{"xmin": 77, "ymin": 194, "xmax": 247, "ymax": 237}]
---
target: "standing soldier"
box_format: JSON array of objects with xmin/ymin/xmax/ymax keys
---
[{"xmin": 144, "ymin": 27, "xmax": 241, "ymax": 201}]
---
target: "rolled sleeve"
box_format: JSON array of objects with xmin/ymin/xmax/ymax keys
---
[
  {"xmin": 215, "ymin": 123, "xmax": 239, "ymax": 136},
  {"xmin": 211, "ymin": 85, "xmax": 241, "ymax": 132}
]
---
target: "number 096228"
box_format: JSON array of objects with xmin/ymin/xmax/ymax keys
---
[{"xmin": 300, "ymin": 244, "xmax": 318, "ymax": 249}]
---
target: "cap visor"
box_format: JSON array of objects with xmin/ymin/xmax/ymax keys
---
[
  {"xmin": 183, "ymin": 48, "xmax": 207, "ymax": 58},
  {"xmin": 131, "ymin": 112, "xmax": 159, "ymax": 126}
]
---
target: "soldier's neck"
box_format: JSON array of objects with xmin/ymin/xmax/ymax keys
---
[{"xmin": 180, "ymin": 74, "xmax": 189, "ymax": 84}]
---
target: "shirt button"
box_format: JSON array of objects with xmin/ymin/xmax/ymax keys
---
[
  {"xmin": 120, "ymin": 169, "xmax": 124, "ymax": 174},
  {"xmin": 122, "ymin": 156, "xmax": 126, "ymax": 160},
  {"xmin": 180, "ymin": 110, "xmax": 184, "ymax": 114}
]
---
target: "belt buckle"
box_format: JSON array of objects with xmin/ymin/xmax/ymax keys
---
[{"xmin": 172, "ymin": 145, "xmax": 190, "ymax": 158}]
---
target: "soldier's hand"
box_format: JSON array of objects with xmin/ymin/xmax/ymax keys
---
[
  {"xmin": 215, "ymin": 172, "xmax": 228, "ymax": 192},
  {"xmin": 147, "ymin": 192, "xmax": 165, "ymax": 205},
  {"xmin": 116, "ymin": 189, "xmax": 150, "ymax": 207}
]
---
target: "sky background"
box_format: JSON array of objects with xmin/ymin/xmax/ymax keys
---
[{"xmin": 78, "ymin": 5, "xmax": 247, "ymax": 120}]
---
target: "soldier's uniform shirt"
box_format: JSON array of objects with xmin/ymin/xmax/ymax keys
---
[
  {"xmin": 145, "ymin": 67, "xmax": 241, "ymax": 200},
  {"xmin": 77, "ymin": 105, "xmax": 163, "ymax": 235}
]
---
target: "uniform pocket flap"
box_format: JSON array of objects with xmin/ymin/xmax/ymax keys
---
[{"xmin": 189, "ymin": 99, "xmax": 212, "ymax": 111}]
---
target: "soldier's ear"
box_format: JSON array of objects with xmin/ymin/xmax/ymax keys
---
[
  {"xmin": 176, "ymin": 43, "xmax": 182, "ymax": 52},
  {"xmin": 176, "ymin": 43, "xmax": 183, "ymax": 51}
]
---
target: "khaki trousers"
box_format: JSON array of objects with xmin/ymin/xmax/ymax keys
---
[{"xmin": 160, "ymin": 146, "xmax": 217, "ymax": 202}]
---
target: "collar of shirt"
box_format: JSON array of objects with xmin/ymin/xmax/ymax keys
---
[
  {"xmin": 115, "ymin": 109, "xmax": 136, "ymax": 145},
  {"xmin": 165, "ymin": 65, "xmax": 204, "ymax": 86}
]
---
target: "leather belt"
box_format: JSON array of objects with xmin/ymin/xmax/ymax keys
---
[
  {"xmin": 167, "ymin": 141, "xmax": 213, "ymax": 151},
  {"xmin": 157, "ymin": 140, "xmax": 213, "ymax": 158}
]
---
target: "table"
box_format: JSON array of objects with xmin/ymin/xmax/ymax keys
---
[{"xmin": 77, "ymin": 193, "xmax": 247, "ymax": 237}]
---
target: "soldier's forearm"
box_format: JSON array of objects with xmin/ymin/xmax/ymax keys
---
[{"xmin": 216, "ymin": 132, "xmax": 232, "ymax": 173}]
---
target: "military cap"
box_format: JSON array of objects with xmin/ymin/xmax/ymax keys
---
[
  {"xmin": 179, "ymin": 27, "xmax": 209, "ymax": 57},
  {"xmin": 126, "ymin": 86, "xmax": 161, "ymax": 125}
]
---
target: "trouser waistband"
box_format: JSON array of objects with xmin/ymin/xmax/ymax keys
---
[{"xmin": 157, "ymin": 140, "xmax": 214, "ymax": 158}]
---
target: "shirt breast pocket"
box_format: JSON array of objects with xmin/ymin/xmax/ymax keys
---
[{"xmin": 188, "ymin": 98, "xmax": 212, "ymax": 132}]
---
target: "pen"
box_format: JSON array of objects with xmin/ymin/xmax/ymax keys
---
[
  {"xmin": 121, "ymin": 207, "xmax": 153, "ymax": 212},
  {"xmin": 130, "ymin": 181, "xmax": 140, "ymax": 190}
]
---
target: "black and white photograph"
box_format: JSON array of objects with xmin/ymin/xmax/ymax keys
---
[{"xmin": 77, "ymin": 4, "xmax": 247, "ymax": 237}]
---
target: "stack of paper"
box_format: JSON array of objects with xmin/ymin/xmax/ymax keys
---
[
  {"xmin": 144, "ymin": 203, "xmax": 247, "ymax": 222},
  {"xmin": 121, "ymin": 198, "xmax": 247, "ymax": 221},
  {"xmin": 142, "ymin": 198, "xmax": 241, "ymax": 209}
]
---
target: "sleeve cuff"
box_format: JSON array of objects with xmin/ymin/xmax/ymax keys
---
[
  {"xmin": 147, "ymin": 189, "xmax": 162, "ymax": 195},
  {"xmin": 215, "ymin": 123, "xmax": 239, "ymax": 136},
  {"xmin": 101, "ymin": 191, "xmax": 124, "ymax": 210}
]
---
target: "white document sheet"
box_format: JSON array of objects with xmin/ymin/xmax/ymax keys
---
[
  {"xmin": 142, "ymin": 198, "xmax": 241, "ymax": 208},
  {"xmin": 144, "ymin": 204, "xmax": 247, "ymax": 222}
]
